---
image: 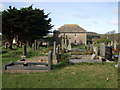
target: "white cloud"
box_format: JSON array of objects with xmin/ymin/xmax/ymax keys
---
[{"xmin": 107, "ymin": 20, "xmax": 118, "ymax": 25}]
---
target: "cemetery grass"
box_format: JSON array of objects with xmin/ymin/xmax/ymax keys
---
[
  {"xmin": 2, "ymin": 46, "xmax": 118, "ymax": 88},
  {"xmin": 2, "ymin": 62, "xmax": 118, "ymax": 88},
  {"xmin": 2, "ymin": 46, "xmax": 49, "ymax": 65}
]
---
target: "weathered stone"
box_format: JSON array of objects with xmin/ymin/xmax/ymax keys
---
[
  {"xmin": 48, "ymin": 51, "xmax": 52, "ymax": 70},
  {"xmin": 23, "ymin": 44, "xmax": 27, "ymax": 56},
  {"xmin": 114, "ymin": 40, "xmax": 117, "ymax": 50},
  {"xmin": 111, "ymin": 41, "xmax": 113, "ymax": 46},
  {"xmin": 61, "ymin": 36, "xmax": 64, "ymax": 50},
  {"xmin": 53, "ymin": 41, "xmax": 56, "ymax": 55},
  {"xmin": 34, "ymin": 40, "xmax": 37, "ymax": 50},
  {"xmin": 100, "ymin": 43, "xmax": 105, "ymax": 57},
  {"xmin": 93, "ymin": 46, "xmax": 98, "ymax": 56}
]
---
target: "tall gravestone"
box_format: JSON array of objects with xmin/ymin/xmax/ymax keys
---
[
  {"xmin": 61, "ymin": 36, "xmax": 64, "ymax": 50},
  {"xmin": 56, "ymin": 47, "xmax": 59, "ymax": 60},
  {"xmin": 68, "ymin": 38, "xmax": 72, "ymax": 51},
  {"xmin": 111, "ymin": 41, "xmax": 113, "ymax": 46},
  {"xmin": 34, "ymin": 40, "xmax": 37, "ymax": 50},
  {"xmin": 100, "ymin": 43, "xmax": 105, "ymax": 57},
  {"xmin": 114, "ymin": 40, "xmax": 117, "ymax": 50},
  {"xmin": 53, "ymin": 41, "xmax": 56, "ymax": 55},
  {"xmin": 48, "ymin": 51, "xmax": 52, "ymax": 71},
  {"xmin": 32, "ymin": 43, "xmax": 35, "ymax": 50},
  {"xmin": 105, "ymin": 46, "xmax": 112, "ymax": 61},
  {"xmin": 64, "ymin": 35, "xmax": 67, "ymax": 50},
  {"xmin": 23, "ymin": 44, "xmax": 27, "ymax": 56}
]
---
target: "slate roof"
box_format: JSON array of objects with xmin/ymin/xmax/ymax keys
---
[{"xmin": 57, "ymin": 24, "xmax": 87, "ymax": 33}]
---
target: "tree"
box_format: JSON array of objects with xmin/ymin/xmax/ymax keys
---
[
  {"xmin": 2, "ymin": 5, "xmax": 53, "ymax": 49},
  {"xmin": 2, "ymin": 6, "xmax": 19, "ymax": 49}
]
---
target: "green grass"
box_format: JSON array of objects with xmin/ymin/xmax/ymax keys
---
[
  {"xmin": 2, "ymin": 46, "xmax": 49, "ymax": 65},
  {"xmin": 2, "ymin": 63, "xmax": 118, "ymax": 88},
  {"xmin": 1, "ymin": 46, "xmax": 119, "ymax": 88}
]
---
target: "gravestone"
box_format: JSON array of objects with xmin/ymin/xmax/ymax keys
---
[
  {"xmin": 19, "ymin": 41, "xmax": 22, "ymax": 47},
  {"xmin": 53, "ymin": 41, "xmax": 56, "ymax": 55},
  {"xmin": 118, "ymin": 52, "xmax": 120, "ymax": 69},
  {"xmin": 56, "ymin": 47, "xmax": 59, "ymax": 60},
  {"xmin": 111, "ymin": 41, "xmax": 113, "ymax": 46},
  {"xmin": 32, "ymin": 43, "xmax": 35, "ymax": 50},
  {"xmin": 23, "ymin": 44, "xmax": 27, "ymax": 56},
  {"xmin": 93, "ymin": 46, "xmax": 98, "ymax": 56},
  {"xmin": 108, "ymin": 42, "xmax": 111, "ymax": 46},
  {"xmin": 64, "ymin": 35, "xmax": 68, "ymax": 50},
  {"xmin": 105, "ymin": 46, "xmax": 112, "ymax": 61},
  {"xmin": 100, "ymin": 43, "xmax": 105, "ymax": 57},
  {"xmin": 34, "ymin": 40, "xmax": 37, "ymax": 50},
  {"xmin": 5, "ymin": 43, "xmax": 8, "ymax": 49},
  {"xmin": 48, "ymin": 51, "xmax": 52, "ymax": 71},
  {"xmin": 68, "ymin": 38, "xmax": 72, "ymax": 51},
  {"xmin": 90, "ymin": 45, "xmax": 93, "ymax": 51},
  {"xmin": 61, "ymin": 36, "xmax": 64, "ymax": 50},
  {"xmin": 114, "ymin": 40, "xmax": 117, "ymax": 50}
]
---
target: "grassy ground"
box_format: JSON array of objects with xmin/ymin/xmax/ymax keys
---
[
  {"xmin": 1, "ymin": 45, "xmax": 119, "ymax": 88},
  {"xmin": 2, "ymin": 46, "xmax": 49, "ymax": 65},
  {"xmin": 2, "ymin": 63, "xmax": 118, "ymax": 88}
]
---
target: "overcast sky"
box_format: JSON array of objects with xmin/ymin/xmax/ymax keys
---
[{"xmin": 0, "ymin": 1, "xmax": 118, "ymax": 34}]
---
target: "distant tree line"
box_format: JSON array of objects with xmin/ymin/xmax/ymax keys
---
[{"xmin": 2, "ymin": 5, "xmax": 53, "ymax": 49}]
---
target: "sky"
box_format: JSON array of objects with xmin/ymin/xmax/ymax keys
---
[{"xmin": 0, "ymin": 1, "xmax": 118, "ymax": 34}]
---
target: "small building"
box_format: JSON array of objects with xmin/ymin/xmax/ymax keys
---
[{"xmin": 53, "ymin": 24, "xmax": 87, "ymax": 45}]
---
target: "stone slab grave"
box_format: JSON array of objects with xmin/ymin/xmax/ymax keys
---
[
  {"xmin": 69, "ymin": 55, "xmax": 102, "ymax": 64},
  {"xmin": 2, "ymin": 51, "xmax": 53, "ymax": 73}
]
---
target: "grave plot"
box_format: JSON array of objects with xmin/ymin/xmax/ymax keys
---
[
  {"xmin": 69, "ymin": 55, "xmax": 102, "ymax": 64},
  {"xmin": 2, "ymin": 51, "xmax": 52, "ymax": 73}
]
